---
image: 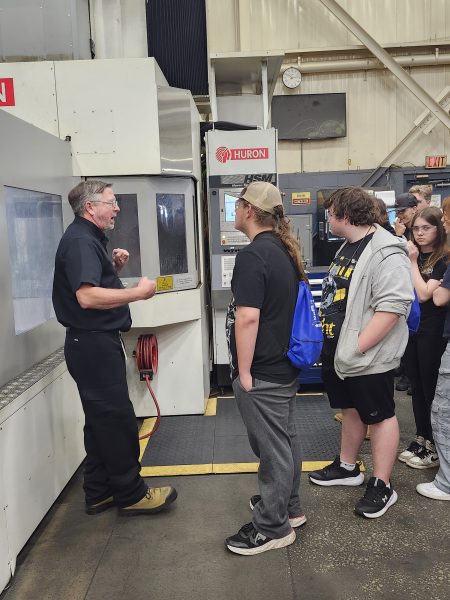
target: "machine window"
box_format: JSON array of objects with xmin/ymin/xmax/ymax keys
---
[
  {"xmin": 156, "ymin": 193, "xmax": 188, "ymax": 275},
  {"xmin": 105, "ymin": 194, "xmax": 142, "ymax": 278},
  {"xmin": 5, "ymin": 186, "xmax": 63, "ymax": 335}
]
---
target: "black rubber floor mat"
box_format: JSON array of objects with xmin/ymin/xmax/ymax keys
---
[{"xmin": 140, "ymin": 394, "xmax": 340, "ymax": 469}]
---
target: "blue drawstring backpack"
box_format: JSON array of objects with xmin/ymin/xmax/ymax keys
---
[
  {"xmin": 287, "ymin": 281, "xmax": 324, "ymax": 369},
  {"xmin": 407, "ymin": 290, "xmax": 420, "ymax": 335}
]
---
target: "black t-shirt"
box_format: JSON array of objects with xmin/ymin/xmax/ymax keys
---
[
  {"xmin": 319, "ymin": 234, "xmax": 373, "ymax": 367},
  {"xmin": 52, "ymin": 216, "xmax": 132, "ymax": 331},
  {"xmin": 416, "ymin": 253, "xmax": 447, "ymax": 335},
  {"xmin": 226, "ymin": 231, "xmax": 299, "ymax": 384}
]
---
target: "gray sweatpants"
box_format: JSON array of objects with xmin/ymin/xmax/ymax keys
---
[
  {"xmin": 431, "ymin": 341, "xmax": 450, "ymax": 494},
  {"xmin": 232, "ymin": 376, "xmax": 302, "ymax": 538}
]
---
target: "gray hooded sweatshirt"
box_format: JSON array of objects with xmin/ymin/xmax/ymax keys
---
[{"xmin": 334, "ymin": 224, "xmax": 414, "ymax": 380}]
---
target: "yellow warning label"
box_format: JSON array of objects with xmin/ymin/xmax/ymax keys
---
[
  {"xmin": 156, "ymin": 276, "xmax": 174, "ymax": 291},
  {"xmin": 291, "ymin": 192, "xmax": 311, "ymax": 205}
]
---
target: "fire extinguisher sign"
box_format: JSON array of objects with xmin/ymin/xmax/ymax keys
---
[{"xmin": 0, "ymin": 78, "xmax": 15, "ymax": 107}]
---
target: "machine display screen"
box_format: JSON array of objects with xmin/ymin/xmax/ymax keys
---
[
  {"xmin": 224, "ymin": 193, "xmax": 238, "ymax": 222},
  {"xmin": 156, "ymin": 193, "xmax": 188, "ymax": 275}
]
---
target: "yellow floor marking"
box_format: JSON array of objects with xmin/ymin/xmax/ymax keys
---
[
  {"xmin": 139, "ymin": 460, "xmax": 365, "ymax": 477},
  {"xmin": 139, "ymin": 418, "xmax": 156, "ymax": 461},
  {"xmin": 204, "ymin": 397, "xmax": 217, "ymax": 416},
  {"xmin": 213, "ymin": 462, "xmax": 260, "ymax": 474},
  {"xmin": 302, "ymin": 460, "xmax": 332, "ymax": 472},
  {"xmin": 140, "ymin": 464, "xmax": 213, "ymax": 477}
]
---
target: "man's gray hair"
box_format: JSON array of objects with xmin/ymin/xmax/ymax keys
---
[{"xmin": 68, "ymin": 180, "xmax": 112, "ymax": 216}]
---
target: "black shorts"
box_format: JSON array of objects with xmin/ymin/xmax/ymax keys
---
[{"xmin": 322, "ymin": 367, "xmax": 396, "ymax": 425}]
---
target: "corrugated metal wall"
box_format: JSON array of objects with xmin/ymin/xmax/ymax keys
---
[
  {"xmin": 207, "ymin": 0, "xmax": 450, "ymax": 53},
  {"xmin": 146, "ymin": 0, "xmax": 208, "ymax": 95},
  {"xmin": 207, "ymin": 0, "xmax": 450, "ymax": 173},
  {"xmin": 275, "ymin": 65, "xmax": 450, "ymax": 174}
]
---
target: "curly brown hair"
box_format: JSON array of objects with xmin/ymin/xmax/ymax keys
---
[{"xmin": 324, "ymin": 187, "xmax": 377, "ymax": 226}]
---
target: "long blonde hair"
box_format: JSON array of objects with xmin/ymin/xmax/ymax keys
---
[{"xmin": 242, "ymin": 199, "xmax": 309, "ymax": 283}]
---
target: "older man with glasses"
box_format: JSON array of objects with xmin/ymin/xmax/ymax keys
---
[{"xmin": 52, "ymin": 180, "xmax": 177, "ymax": 517}]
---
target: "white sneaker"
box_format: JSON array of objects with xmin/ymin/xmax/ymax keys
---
[
  {"xmin": 406, "ymin": 440, "xmax": 439, "ymax": 469},
  {"xmin": 416, "ymin": 481, "xmax": 450, "ymax": 501},
  {"xmin": 398, "ymin": 435, "xmax": 425, "ymax": 463}
]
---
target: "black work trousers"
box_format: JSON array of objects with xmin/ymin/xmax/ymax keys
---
[
  {"xmin": 403, "ymin": 333, "xmax": 447, "ymax": 441},
  {"xmin": 64, "ymin": 330, "xmax": 147, "ymax": 507}
]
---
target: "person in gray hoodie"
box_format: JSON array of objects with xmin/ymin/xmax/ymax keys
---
[{"xmin": 309, "ymin": 187, "xmax": 414, "ymax": 518}]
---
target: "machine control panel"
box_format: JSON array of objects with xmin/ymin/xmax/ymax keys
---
[{"xmin": 220, "ymin": 232, "xmax": 248, "ymax": 246}]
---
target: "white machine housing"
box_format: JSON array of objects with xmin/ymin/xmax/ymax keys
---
[
  {"xmin": 0, "ymin": 57, "xmax": 210, "ymax": 416},
  {"xmin": 0, "ymin": 110, "xmax": 84, "ymax": 594}
]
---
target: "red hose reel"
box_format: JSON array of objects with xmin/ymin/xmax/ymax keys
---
[{"xmin": 135, "ymin": 334, "xmax": 161, "ymax": 440}]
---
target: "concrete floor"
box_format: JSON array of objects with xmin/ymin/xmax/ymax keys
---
[{"xmin": 1, "ymin": 390, "xmax": 449, "ymax": 600}]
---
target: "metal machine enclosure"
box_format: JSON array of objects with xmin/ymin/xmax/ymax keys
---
[
  {"xmin": 0, "ymin": 111, "xmax": 73, "ymax": 385},
  {"xmin": 0, "ymin": 111, "xmax": 84, "ymax": 593},
  {"xmin": 0, "ymin": 57, "xmax": 210, "ymax": 417},
  {"xmin": 206, "ymin": 129, "xmax": 278, "ymax": 386}
]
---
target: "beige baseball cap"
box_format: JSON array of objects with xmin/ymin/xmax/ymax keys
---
[{"xmin": 240, "ymin": 182, "xmax": 283, "ymax": 214}]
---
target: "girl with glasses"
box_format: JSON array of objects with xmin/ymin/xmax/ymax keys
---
[{"xmin": 399, "ymin": 207, "xmax": 450, "ymax": 469}]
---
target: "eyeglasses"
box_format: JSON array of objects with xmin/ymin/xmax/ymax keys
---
[
  {"xmin": 412, "ymin": 225, "xmax": 436, "ymax": 233},
  {"xmin": 91, "ymin": 199, "xmax": 119, "ymax": 208}
]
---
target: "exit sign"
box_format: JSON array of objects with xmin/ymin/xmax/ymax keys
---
[{"xmin": 425, "ymin": 155, "xmax": 447, "ymax": 169}]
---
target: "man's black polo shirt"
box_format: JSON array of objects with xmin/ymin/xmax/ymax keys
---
[{"xmin": 52, "ymin": 216, "xmax": 132, "ymax": 331}]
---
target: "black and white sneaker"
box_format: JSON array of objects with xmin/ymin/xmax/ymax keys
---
[
  {"xmin": 309, "ymin": 456, "xmax": 364, "ymax": 487},
  {"xmin": 355, "ymin": 477, "xmax": 398, "ymax": 518},
  {"xmin": 249, "ymin": 495, "xmax": 307, "ymax": 528},
  {"xmin": 406, "ymin": 440, "xmax": 440, "ymax": 469},
  {"xmin": 225, "ymin": 522, "xmax": 296, "ymax": 556},
  {"xmin": 398, "ymin": 435, "xmax": 425, "ymax": 463}
]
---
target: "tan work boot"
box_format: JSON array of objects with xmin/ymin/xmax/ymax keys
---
[
  {"xmin": 118, "ymin": 486, "xmax": 177, "ymax": 516},
  {"xmin": 85, "ymin": 496, "xmax": 115, "ymax": 515}
]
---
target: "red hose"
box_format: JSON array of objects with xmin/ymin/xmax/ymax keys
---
[{"xmin": 135, "ymin": 334, "xmax": 160, "ymax": 440}]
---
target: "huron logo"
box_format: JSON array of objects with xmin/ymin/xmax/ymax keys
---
[{"xmin": 215, "ymin": 146, "xmax": 269, "ymax": 164}]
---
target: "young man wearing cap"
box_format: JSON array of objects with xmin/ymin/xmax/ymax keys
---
[
  {"xmin": 393, "ymin": 192, "xmax": 419, "ymax": 238},
  {"xmin": 309, "ymin": 187, "xmax": 414, "ymax": 518},
  {"xmin": 224, "ymin": 181, "xmax": 309, "ymax": 555}
]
